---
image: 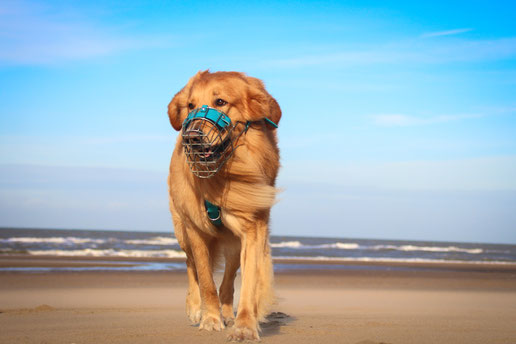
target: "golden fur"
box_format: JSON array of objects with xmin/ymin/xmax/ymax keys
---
[{"xmin": 167, "ymin": 71, "xmax": 281, "ymax": 341}]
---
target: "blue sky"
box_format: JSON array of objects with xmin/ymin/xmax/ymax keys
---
[{"xmin": 1, "ymin": 0, "xmax": 515, "ymax": 243}]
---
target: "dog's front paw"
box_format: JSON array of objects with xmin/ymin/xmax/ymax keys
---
[
  {"xmin": 227, "ymin": 325, "xmax": 260, "ymax": 341},
  {"xmin": 223, "ymin": 315, "xmax": 235, "ymax": 328},
  {"xmin": 222, "ymin": 304, "xmax": 235, "ymax": 327},
  {"xmin": 199, "ymin": 314, "xmax": 225, "ymax": 332},
  {"xmin": 186, "ymin": 292, "xmax": 202, "ymax": 324},
  {"xmin": 187, "ymin": 306, "xmax": 201, "ymax": 324}
]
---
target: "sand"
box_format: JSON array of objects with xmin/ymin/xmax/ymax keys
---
[{"xmin": 0, "ymin": 256, "xmax": 515, "ymax": 344}]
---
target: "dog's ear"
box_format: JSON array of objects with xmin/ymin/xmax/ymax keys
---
[
  {"xmin": 167, "ymin": 71, "xmax": 206, "ymax": 131},
  {"xmin": 267, "ymin": 97, "xmax": 282, "ymax": 127},
  {"xmin": 246, "ymin": 77, "xmax": 282, "ymax": 128}
]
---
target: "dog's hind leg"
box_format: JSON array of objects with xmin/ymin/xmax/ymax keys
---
[
  {"xmin": 219, "ymin": 240, "xmax": 241, "ymax": 327},
  {"xmin": 187, "ymin": 227, "xmax": 225, "ymax": 332}
]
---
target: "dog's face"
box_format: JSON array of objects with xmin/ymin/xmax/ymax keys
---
[
  {"xmin": 168, "ymin": 71, "xmax": 282, "ymax": 177},
  {"xmin": 168, "ymin": 71, "xmax": 281, "ymax": 133}
]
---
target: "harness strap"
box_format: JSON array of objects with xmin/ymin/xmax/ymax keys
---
[
  {"xmin": 204, "ymin": 200, "xmax": 222, "ymax": 226},
  {"xmin": 201, "ymin": 117, "xmax": 278, "ymax": 227}
]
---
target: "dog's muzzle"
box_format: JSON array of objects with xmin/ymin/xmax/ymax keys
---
[{"xmin": 181, "ymin": 105, "xmax": 236, "ymax": 178}]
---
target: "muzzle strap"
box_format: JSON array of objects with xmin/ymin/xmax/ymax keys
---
[
  {"xmin": 264, "ymin": 117, "xmax": 278, "ymax": 128},
  {"xmin": 183, "ymin": 105, "xmax": 231, "ymax": 129}
]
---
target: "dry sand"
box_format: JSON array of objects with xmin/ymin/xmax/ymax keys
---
[{"xmin": 0, "ymin": 256, "xmax": 515, "ymax": 344}]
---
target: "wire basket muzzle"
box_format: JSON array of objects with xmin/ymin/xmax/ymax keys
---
[{"xmin": 181, "ymin": 112, "xmax": 235, "ymax": 178}]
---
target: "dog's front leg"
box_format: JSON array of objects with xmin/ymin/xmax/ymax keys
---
[
  {"xmin": 188, "ymin": 227, "xmax": 225, "ymax": 332},
  {"xmin": 184, "ymin": 256, "xmax": 202, "ymax": 324},
  {"xmin": 219, "ymin": 245, "xmax": 241, "ymax": 327},
  {"xmin": 172, "ymin": 216, "xmax": 202, "ymax": 324},
  {"xmin": 228, "ymin": 220, "xmax": 272, "ymax": 341}
]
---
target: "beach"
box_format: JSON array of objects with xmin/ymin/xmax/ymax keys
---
[{"xmin": 1, "ymin": 256, "xmax": 515, "ymax": 344}]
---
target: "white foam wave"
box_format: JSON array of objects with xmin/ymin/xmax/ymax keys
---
[
  {"xmin": 0, "ymin": 237, "xmax": 106, "ymax": 245},
  {"xmin": 373, "ymin": 245, "xmax": 483, "ymax": 254},
  {"xmin": 274, "ymin": 256, "xmax": 515, "ymax": 265},
  {"xmin": 270, "ymin": 241, "xmax": 360, "ymax": 250},
  {"xmin": 316, "ymin": 242, "xmax": 360, "ymax": 249},
  {"xmin": 125, "ymin": 237, "xmax": 178, "ymax": 246},
  {"xmin": 270, "ymin": 241, "xmax": 303, "ymax": 248},
  {"xmin": 28, "ymin": 249, "xmax": 186, "ymax": 258},
  {"xmin": 270, "ymin": 241, "xmax": 482, "ymax": 254}
]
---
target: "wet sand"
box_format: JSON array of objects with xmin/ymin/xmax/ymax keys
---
[{"xmin": 0, "ymin": 256, "xmax": 515, "ymax": 343}]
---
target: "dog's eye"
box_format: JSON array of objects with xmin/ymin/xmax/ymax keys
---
[
  {"xmin": 188, "ymin": 103, "xmax": 195, "ymax": 110},
  {"xmin": 215, "ymin": 98, "xmax": 227, "ymax": 107}
]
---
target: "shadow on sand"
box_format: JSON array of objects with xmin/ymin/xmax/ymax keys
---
[{"xmin": 260, "ymin": 312, "xmax": 294, "ymax": 338}]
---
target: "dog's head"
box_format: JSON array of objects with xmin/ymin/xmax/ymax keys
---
[
  {"xmin": 168, "ymin": 70, "xmax": 281, "ymax": 131},
  {"xmin": 168, "ymin": 71, "xmax": 281, "ymax": 178}
]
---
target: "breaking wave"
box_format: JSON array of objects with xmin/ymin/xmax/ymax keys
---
[
  {"xmin": 274, "ymin": 256, "xmax": 514, "ymax": 265},
  {"xmin": 270, "ymin": 241, "xmax": 359, "ymax": 249},
  {"xmin": 0, "ymin": 237, "xmax": 107, "ymax": 245},
  {"xmin": 270, "ymin": 241, "xmax": 482, "ymax": 254},
  {"xmin": 28, "ymin": 249, "xmax": 186, "ymax": 258},
  {"xmin": 372, "ymin": 245, "xmax": 483, "ymax": 254},
  {"xmin": 124, "ymin": 237, "xmax": 179, "ymax": 246},
  {"xmin": 270, "ymin": 241, "xmax": 303, "ymax": 248}
]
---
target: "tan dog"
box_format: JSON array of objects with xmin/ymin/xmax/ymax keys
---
[{"xmin": 167, "ymin": 71, "xmax": 281, "ymax": 341}]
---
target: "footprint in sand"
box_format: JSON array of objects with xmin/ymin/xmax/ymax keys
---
[{"xmin": 34, "ymin": 304, "xmax": 55, "ymax": 312}]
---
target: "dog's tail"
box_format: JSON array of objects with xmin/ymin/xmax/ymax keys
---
[{"xmin": 212, "ymin": 181, "xmax": 278, "ymax": 216}]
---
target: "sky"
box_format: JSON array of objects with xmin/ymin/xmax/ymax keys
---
[{"xmin": 0, "ymin": 0, "xmax": 515, "ymax": 243}]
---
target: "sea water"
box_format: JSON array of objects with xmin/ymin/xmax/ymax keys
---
[{"xmin": 1, "ymin": 227, "xmax": 515, "ymax": 272}]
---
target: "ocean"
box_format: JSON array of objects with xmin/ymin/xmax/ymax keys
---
[{"xmin": 1, "ymin": 227, "xmax": 515, "ymax": 272}]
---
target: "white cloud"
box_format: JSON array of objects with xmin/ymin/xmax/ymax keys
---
[
  {"xmin": 0, "ymin": 134, "xmax": 174, "ymax": 171},
  {"xmin": 82, "ymin": 135, "xmax": 172, "ymax": 145},
  {"xmin": 371, "ymin": 113, "xmax": 483, "ymax": 127},
  {"xmin": 421, "ymin": 28, "xmax": 473, "ymax": 38},
  {"xmin": 262, "ymin": 50, "xmax": 412, "ymax": 68},
  {"xmin": 279, "ymin": 156, "xmax": 516, "ymax": 192},
  {"xmin": 262, "ymin": 37, "xmax": 516, "ymax": 68},
  {"xmin": 0, "ymin": 1, "xmax": 168, "ymax": 65},
  {"xmin": 0, "ymin": 164, "xmax": 171, "ymax": 231}
]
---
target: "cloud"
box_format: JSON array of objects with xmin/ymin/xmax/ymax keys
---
[
  {"xmin": 0, "ymin": 1, "xmax": 168, "ymax": 65},
  {"xmin": 279, "ymin": 156, "xmax": 516, "ymax": 192},
  {"xmin": 262, "ymin": 50, "xmax": 412, "ymax": 68},
  {"xmin": 81, "ymin": 135, "xmax": 172, "ymax": 145},
  {"xmin": 421, "ymin": 28, "xmax": 473, "ymax": 38},
  {"xmin": 0, "ymin": 164, "xmax": 171, "ymax": 231},
  {"xmin": 274, "ymin": 157, "xmax": 516, "ymax": 242},
  {"xmin": 262, "ymin": 37, "xmax": 516, "ymax": 68},
  {"xmin": 371, "ymin": 113, "xmax": 483, "ymax": 127},
  {"xmin": 0, "ymin": 133, "xmax": 174, "ymax": 171}
]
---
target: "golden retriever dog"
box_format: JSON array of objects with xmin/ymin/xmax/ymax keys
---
[{"xmin": 167, "ymin": 70, "xmax": 281, "ymax": 341}]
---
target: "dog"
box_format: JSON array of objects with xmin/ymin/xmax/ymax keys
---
[{"xmin": 167, "ymin": 70, "xmax": 281, "ymax": 341}]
